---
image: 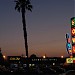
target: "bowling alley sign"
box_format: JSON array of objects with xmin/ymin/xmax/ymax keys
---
[{"xmin": 71, "ymin": 17, "xmax": 75, "ymax": 56}]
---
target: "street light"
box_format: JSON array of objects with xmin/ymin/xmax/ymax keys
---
[
  {"xmin": 3, "ymin": 55, "xmax": 6, "ymax": 59},
  {"xmin": 61, "ymin": 56, "xmax": 64, "ymax": 58},
  {"xmin": 43, "ymin": 55, "xmax": 46, "ymax": 58}
]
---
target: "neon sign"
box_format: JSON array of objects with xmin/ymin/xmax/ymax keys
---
[
  {"xmin": 9, "ymin": 57, "xmax": 20, "ymax": 60},
  {"xmin": 72, "ymin": 45, "xmax": 75, "ymax": 53},
  {"xmin": 71, "ymin": 17, "xmax": 75, "ymax": 27},
  {"xmin": 72, "ymin": 37, "xmax": 75, "ymax": 44},
  {"xmin": 66, "ymin": 43, "xmax": 71, "ymax": 50},
  {"xmin": 71, "ymin": 28, "xmax": 75, "ymax": 36},
  {"xmin": 66, "ymin": 33, "xmax": 72, "ymax": 55}
]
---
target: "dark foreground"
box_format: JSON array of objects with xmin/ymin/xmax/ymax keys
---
[
  {"xmin": 0, "ymin": 65, "xmax": 75, "ymax": 75},
  {"xmin": 0, "ymin": 73, "xmax": 59, "ymax": 75}
]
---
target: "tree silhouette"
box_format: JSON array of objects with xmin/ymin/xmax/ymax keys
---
[
  {"xmin": 0, "ymin": 49, "xmax": 4, "ymax": 65},
  {"xmin": 14, "ymin": 0, "xmax": 32, "ymax": 58},
  {"xmin": 30, "ymin": 54, "xmax": 37, "ymax": 58}
]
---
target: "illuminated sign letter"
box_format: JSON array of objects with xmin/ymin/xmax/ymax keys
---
[
  {"xmin": 71, "ymin": 17, "xmax": 75, "ymax": 27},
  {"xmin": 71, "ymin": 28, "xmax": 75, "ymax": 36},
  {"xmin": 72, "ymin": 45, "xmax": 75, "ymax": 53},
  {"xmin": 72, "ymin": 37, "xmax": 75, "ymax": 44}
]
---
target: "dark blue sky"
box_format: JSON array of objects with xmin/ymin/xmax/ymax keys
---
[{"xmin": 0, "ymin": 0, "xmax": 74, "ymax": 57}]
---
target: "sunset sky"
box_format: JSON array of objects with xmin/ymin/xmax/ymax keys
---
[{"xmin": 0, "ymin": 0, "xmax": 74, "ymax": 57}]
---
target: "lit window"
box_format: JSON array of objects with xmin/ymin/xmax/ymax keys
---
[
  {"xmin": 29, "ymin": 64, "xmax": 31, "ymax": 67},
  {"xmin": 38, "ymin": 59, "xmax": 39, "ymax": 61},
  {"xmin": 32, "ymin": 64, "xmax": 35, "ymax": 66},
  {"xmin": 40, "ymin": 59, "xmax": 41, "ymax": 61}
]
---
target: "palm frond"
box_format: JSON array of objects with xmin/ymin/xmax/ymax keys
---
[
  {"xmin": 27, "ymin": 4, "xmax": 32, "ymax": 12},
  {"xmin": 14, "ymin": 0, "xmax": 33, "ymax": 12},
  {"xmin": 14, "ymin": 0, "xmax": 21, "ymax": 12}
]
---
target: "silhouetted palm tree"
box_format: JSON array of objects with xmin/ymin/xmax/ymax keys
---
[{"xmin": 14, "ymin": 0, "xmax": 32, "ymax": 58}]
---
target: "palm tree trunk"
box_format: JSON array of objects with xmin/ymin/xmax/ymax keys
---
[
  {"xmin": 22, "ymin": 7, "xmax": 28, "ymax": 58},
  {"xmin": 21, "ymin": 7, "xmax": 29, "ymax": 72}
]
